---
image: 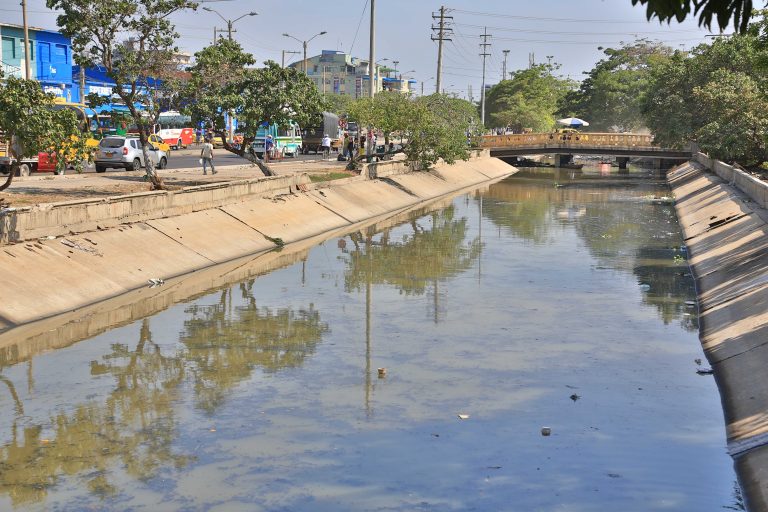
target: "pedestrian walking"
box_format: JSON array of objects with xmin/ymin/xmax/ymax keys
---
[
  {"xmin": 321, "ymin": 133, "xmax": 332, "ymax": 159},
  {"xmin": 200, "ymin": 138, "xmax": 216, "ymax": 175},
  {"xmin": 265, "ymin": 135, "xmax": 274, "ymax": 162},
  {"xmin": 346, "ymin": 135, "xmax": 355, "ymax": 161}
]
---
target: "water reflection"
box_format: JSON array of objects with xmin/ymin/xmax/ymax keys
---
[
  {"xmin": 0, "ymin": 320, "xmax": 189, "ymax": 507},
  {"xmin": 180, "ymin": 285, "xmax": 328, "ymax": 414},
  {"xmin": 0, "ymin": 283, "xmax": 328, "ymax": 506},
  {"xmin": 340, "ymin": 206, "xmax": 481, "ymax": 298},
  {"xmin": 480, "ymin": 167, "xmax": 697, "ymax": 330}
]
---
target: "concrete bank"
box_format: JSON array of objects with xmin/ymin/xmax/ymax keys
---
[
  {"xmin": 668, "ymin": 155, "xmax": 768, "ymax": 510},
  {"xmin": 0, "ymin": 152, "xmax": 514, "ymax": 332}
]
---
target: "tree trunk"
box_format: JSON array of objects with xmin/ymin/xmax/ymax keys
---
[
  {"xmin": 0, "ymin": 163, "xmax": 15, "ymax": 192},
  {"xmin": 140, "ymin": 131, "xmax": 164, "ymax": 190},
  {"xmin": 218, "ymin": 134, "xmax": 276, "ymax": 177}
]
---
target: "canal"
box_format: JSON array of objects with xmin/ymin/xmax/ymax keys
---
[{"xmin": 0, "ymin": 166, "xmax": 740, "ymax": 511}]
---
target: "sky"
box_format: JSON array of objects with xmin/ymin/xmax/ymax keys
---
[{"xmin": 2, "ymin": 0, "xmax": 717, "ymax": 99}]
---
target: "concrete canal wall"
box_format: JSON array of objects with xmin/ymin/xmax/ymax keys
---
[
  {"xmin": 0, "ymin": 152, "xmax": 514, "ymax": 332},
  {"xmin": 668, "ymin": 155, "xmax": 768, "ymax": 510}
]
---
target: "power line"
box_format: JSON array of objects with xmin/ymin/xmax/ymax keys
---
[
  {"xmin": 450, "ymin": 8, "xmax": 670, "ymax": 24},
  {"xmin": 454, "ymin": 22, "xmax": 705, "ymax": 36}
]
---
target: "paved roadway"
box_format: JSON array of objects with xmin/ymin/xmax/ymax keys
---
[{"xmin": 83, "ymin": 147, "xmax": 339, "ymax": 173}]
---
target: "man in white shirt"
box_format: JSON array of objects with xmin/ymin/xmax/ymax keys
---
[
  {"xmin": 200, "ymin": 138, "xmax": 216, "ymax": 175},
  {"xmin": 321, "ymin": 134, "xmax": 332, "ymax": 158}
]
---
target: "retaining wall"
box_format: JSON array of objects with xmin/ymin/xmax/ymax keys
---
[
  {"xmin": 0, "ymin": 153, "xmax": 514, "ymax": 332},
  {"xmin": 668, "ymin": 156, "xmax": 768, "ymax": 511}
]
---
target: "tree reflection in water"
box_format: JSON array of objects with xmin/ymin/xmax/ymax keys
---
[
  {"xmin": 0, "ymin": 281, "xmax": 329, "ymax": 506},
  {"xmin": 341, "ymin": 206, "xmax": 482, "ymax": 298},
  {"xmin": 481, "ymin": 174, "xmax": 697, "ymax": 331},
  {"xmin": 180, "ymin": 283, "xmax": 328, "ymax": 415},
  {"xmin": 0, "ymin": 319, "xmax": 189, "ymax": 507}
]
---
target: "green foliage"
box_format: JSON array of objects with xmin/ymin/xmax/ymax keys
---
[
  {"xmin": 485, "ymin": 65, "xmax": 574, "ymax": 132},
  {"xmin": 559, "ymin": 40, "xmax": 673, "ymax": 132},
  {"xmin": 631, "ymin": 0, "xmax": 757, "ymax": 33},
  {"xmin": 184, "ymin": 39, "xmax": 327, "ymax": 171},
  {"xmin": 347, "ymin": 92, "xmax": 477, "ymax": 170},
  {"xmin": 322, "ymin": 93, "xmax": 353, "ymax": 116},
  {"xmin": 0, "ymin": 73, "xmax": 89, "ymax": 175},
  {"xmin": 642, "ymin": 17, "xmax": 768, "ymax": 164}
]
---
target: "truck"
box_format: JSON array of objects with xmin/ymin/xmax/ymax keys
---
[{"xmin": 301, "ymin": 112, "xmax": 341, "ymax": 154}]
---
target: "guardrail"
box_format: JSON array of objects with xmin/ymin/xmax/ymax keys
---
[{"xmin": 479, "ymin": 132, "xmax": 656, "ymax": 149}]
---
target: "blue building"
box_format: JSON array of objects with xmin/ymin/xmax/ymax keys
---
[{"xmin": 0, "ymin": 23, "xmax": 75, "ymax": 101}]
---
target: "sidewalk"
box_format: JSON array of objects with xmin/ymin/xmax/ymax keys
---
[{"xmin": 1, "ymin": 158, "xmax": 351, "ymax": 207}]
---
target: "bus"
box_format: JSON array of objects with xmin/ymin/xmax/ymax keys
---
[
  {"xmin": 251, "ymin": 122, "xmax": 302, "ymax": 159},
  {"xmin": 156, "ymin": 111, "xmax": 195, "ymax": 149}
]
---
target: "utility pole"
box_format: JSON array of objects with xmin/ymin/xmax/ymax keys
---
[
  {"xmin": 21, "ymin": 0, "xmax": 31, "ymax": 80},
  {"xmin": 479, "ymin": 27, "xmax": 491, "ymax": 127},
  {"xmin": 468, "ymin": 83, "xmax": 473, "ymax": 104},
  {"xmin": 369, "ymin": 0, "xmax": 376, "ymax": 97},
  {"xmin": 282, "ymin": 50, "xmax": 300, "ymax": 68},
  {"xmin": 502, "ymin": 49, "xmax": 510, "ymax": 81},
  {"xmin": 431, "ymin": 6, "xmax": 453, "ymax": 95}
]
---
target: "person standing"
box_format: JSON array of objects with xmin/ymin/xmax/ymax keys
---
[
  {"xmin": 201, "ymin": 138, "xmax": 216, "ymax": 175},
  {"xmin": 265, "ymin": 135, "xmax": 274, "ymax": 163},
  {"xmin": 346, "ymin": 135, "xmax": 355, "ymax": 162},
  {"xmin": 321, "ymin": 133, "xmax": 332, "ymax": 159}
]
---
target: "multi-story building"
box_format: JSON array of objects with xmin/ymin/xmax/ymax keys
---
[
  {"xmin": 289, "ymin": 50, "xmax": 415, "ymax": 98},
  {"xmin": 1, "ymin": 23, "xmax": 75, "ymax": 101}
]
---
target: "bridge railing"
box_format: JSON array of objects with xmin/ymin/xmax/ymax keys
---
[{"xmin": 479, "ymin": 132, "xmax": 657, "ymax": 149}]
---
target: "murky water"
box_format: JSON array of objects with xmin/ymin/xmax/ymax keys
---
[{"xmin": 0, "ymin": 166, "xmax": 740, "ymax": 511}]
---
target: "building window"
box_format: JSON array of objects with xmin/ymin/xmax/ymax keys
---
[
  {"xmin": 1, "ymin": 37, "xmax": 14, "ymax": 61},
  {"xmin": 54, "ymin": 44, "xmax": 68, "ymax": 63}
]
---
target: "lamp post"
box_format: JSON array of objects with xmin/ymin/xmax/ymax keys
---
[
  {"xmin": 421, "ymin": 77, "xmax": 434, "ymax": 96},
  {"xmin": 283, "ymin": 31, "xmax": 327, "ymax": 75},
  {"xmin": 202, "ymin": 7, "xmax": 258, "ymax": 40}
]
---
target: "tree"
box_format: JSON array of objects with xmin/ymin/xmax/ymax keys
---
[
  {"xmin": 693, "ymin": 69, "xmax": 768, "ymax": 164},
  {"xmin": 322, "ymin": 93, "xmax": 353, "ymax": 116},
  {"xmin": 0, "ymin": 72, "xmax": 88, "ymax": 192},
  {"xmin": 631, "ymin": 0, "xmax": 762, "ymax": 33},
  {"xmin": 485, "ymin": 65, "xmax": 574, "ymax": 132},
  {"xmin": 558, "ymin": 40, "xmax": 673, "ymax": 132},
  {"xmin": 346, "ymin": 92, "xmax": 479, "ymax": 171},
  {"xmin": 642, "ymin": 18, "xmax": 768, "ymax": 163},
  {"xmin": 47, "ymin": 0, "xmax": 195, "ymax": 190},
  {"xmin": 184, "ymin": 39, "xmax": 326, "ymax": 176}
]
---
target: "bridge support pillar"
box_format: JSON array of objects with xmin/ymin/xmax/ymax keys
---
[
  {"xmin": 617, "ymin": 157, "xmax": 630, "ymax": 170},
  {"xmin": 554, "ymin": 154, "xmax": 572, "ymax": 168}
]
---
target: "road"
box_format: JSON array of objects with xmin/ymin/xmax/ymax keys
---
[{"xmin": 86, "ymin": 147, "xmax": 340, "ymax": 173}]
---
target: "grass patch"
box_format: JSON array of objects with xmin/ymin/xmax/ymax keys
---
[{"xmin": 309, "ymin": 172, "xmax": 355, "ymax": 183}]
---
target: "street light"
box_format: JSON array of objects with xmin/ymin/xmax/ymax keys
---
[
  {"xmin": 421, "ymin": 77, "xmax": 434, "ymax": 96},
  {"xmin": 202, "ymin": 7, "xmax": 258, "ymax": 41},
  {"xmin": 283, "ymin": 31, "xmax": 327, "ymax": 75}
]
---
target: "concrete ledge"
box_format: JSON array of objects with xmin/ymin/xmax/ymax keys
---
[
  {"xmin": 669, "ymin": 158, "xmax": 768, "ymax": 510},
  {"xmin": 0, "ymin": 174, "xmax": 309, "ymax": 244}
]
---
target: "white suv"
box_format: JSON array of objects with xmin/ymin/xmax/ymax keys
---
[{"xmin": 94, "ymin": 136, "xmax": 168, "ymax": 173}]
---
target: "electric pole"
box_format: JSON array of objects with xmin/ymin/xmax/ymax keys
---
[
  {"xmin": 502, "ymin": 49, "xmax": 510, "ymax": 81},
  {"xmin": 480, "ymin": 27, "xmax": 491, "ymax": 127},
  {"xmin": 21, "ymin": 0, "xmax": 31, "ymax": 80},
  {"xmin": 369, "ymin": 0, "xmax": 376, "ymax": 97},
  {"xmin": 431, "ymin": 6, "xmax": 453, "ymax": 95}
]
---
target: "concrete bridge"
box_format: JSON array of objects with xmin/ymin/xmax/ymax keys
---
[{"xmin": 479, "ymin": 132, "xmax": 692, "ymax": 168}]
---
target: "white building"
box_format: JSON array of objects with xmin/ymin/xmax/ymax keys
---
[{"xmin": 288, "ymin": 50, "xmax": 415, "ymax": 98}]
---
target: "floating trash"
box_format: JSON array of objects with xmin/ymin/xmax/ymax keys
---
[
  {"xmin": 639, "ymin": 283, "xmax": 651, "ymax": 291},
  {"xmin": 696, "ymin": 368, "xmax": 714, "ymax": 375},
  {"xmin": 377, "ymin": 368, "xmax": 387, "ymax": 378},
  {"xmin": 457, "ymin": 414, "xmax": 470, "ymax": 420},
  {"xmin": 541, "ymin": 427, "xmax": 552, "ymax": 436}
]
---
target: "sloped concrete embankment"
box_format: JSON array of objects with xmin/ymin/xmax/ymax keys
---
[
  {"xmin": 668, "ymin": 155, "xmax": 768, "ymax": 510},
  {"xmin": 0, "ymin": 154, "xmax": 514, "ymax": 333}
]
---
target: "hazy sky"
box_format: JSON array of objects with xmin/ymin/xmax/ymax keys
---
[{"xmin": 4, "ymin": 0, "xmax": 715, "ymax": 98}]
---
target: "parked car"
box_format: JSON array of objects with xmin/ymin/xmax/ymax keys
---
[{"xmin": 94, "ymin": 136, "xmax": 168, "ymax": 173}]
